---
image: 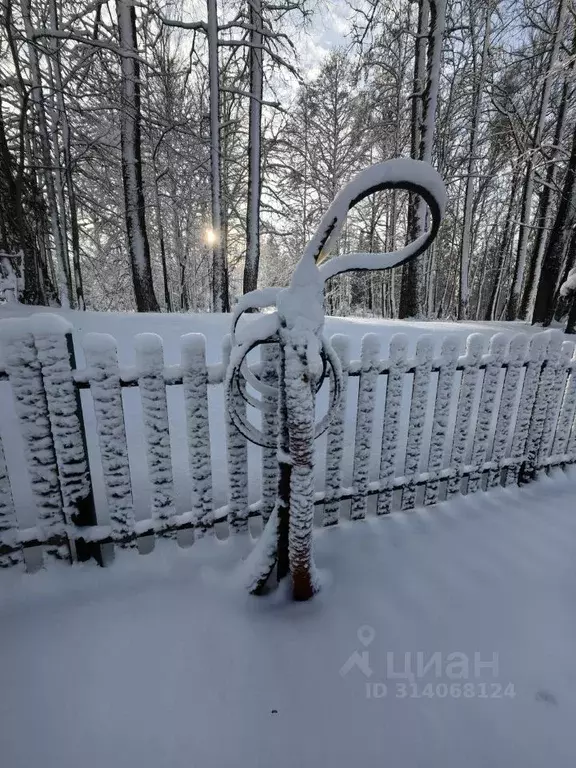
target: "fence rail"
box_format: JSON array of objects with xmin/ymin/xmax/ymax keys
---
[{"xmin": 1, "ymin": 313, "xmax": 576, "ymax": 571}]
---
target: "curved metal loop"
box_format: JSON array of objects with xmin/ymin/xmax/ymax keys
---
[
  {"xmin": 226, "ymin": 335, "xmax": 343, "ymax": 448},
  {"xmin": 225, "ymin": 158, "xmax": 447, "ymax": 448}
]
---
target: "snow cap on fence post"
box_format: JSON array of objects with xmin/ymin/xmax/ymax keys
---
[
  {"xmin": 181, "ymin": 332, "xmax": 213, "ymax": 536},
  {"xmin": 423, "ymin": 333, "xmax": 461, "ymax": 506},
  {"xmin": 467, "ymin": 333, "xmax": 508, "ymax": 495},
  {"xmin": 83, "ymin": 332, "xmax": 135, "ymax": 549},
  {"xmin": 30, "ymin": 313, "xmax": 99, "ymax": 563},
  {"xmin": 487, "ymin": 333, "xmax": 529, "ymax": 489},
  {"xmin": 552, "ymin": 342, "xmax": 576, "ymax": 459},
  {"xmin": 323, "ymin": 334, "xmax": 350, "ymax": 526},
  {"xmin": 402, "ymin": 334, "xmax": 434, "ymax": 511},
  {"xmin": 0, "ymin": 318, "xmax": 69, "ymax": 563},
  {"xmin": 446, "ymin": 333, "xmax": 485, "ymax": 498},
  {"xmin": 351, "ymin": 333, "xmax": 381, "ymax": 520},
  {"xmin": 377, "ymin": 333, "xmax": 409, "ymax": 515},
  {"xmin": 135, "ymin": 333, "xmax": 176, "ymax": 536}
]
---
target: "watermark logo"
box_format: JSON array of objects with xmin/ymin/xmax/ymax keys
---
[
  {"xmin": 339, "ymin": 625, "xmax": 376, "ymax": 678},
  {"xmin": 340, "ymin": 626, "xmax": 516, "ymax": 700}
]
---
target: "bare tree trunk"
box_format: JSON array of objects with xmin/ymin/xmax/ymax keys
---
[
  {"xmin": 116, "ymin": 0, "xmax": 160, "ymax": 312},
  {"xmin": 400, "ymin": 0, "xmax": 445, "ymax": 318},
  {"xmin": 20, "ymin": 0, "xmax": 72, "ymax": 306},
  {"xmin": 522, "ymin": 25, "xmax": 576, "ymax": 319},
  {"xmin": 400, "ymin": 0, "xmax": 429, "ymax": 318},
  {"xmin": 207, "ymin": 0, "xmax": 228, "ymax": 312},
  {"xmin": 243, "ymin": 0, "xmax": 263, "ymax": 295},
  {"xmin": 507, "ymin": 0, "xmax": 567, "ymax": 320},
  {"xmin": 459, "ymin": 0, "xmax": 491, "ymax": 320},
  {"xmin": 532, "ymin": 121, "xmax": 576, "ymax": 325}
]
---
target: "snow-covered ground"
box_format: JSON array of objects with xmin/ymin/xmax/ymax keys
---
[
  {"xmin": 0, "ymin": 305, "xmax": 555, "ymax": 531},
  {"xmin": 1, "ymin": 468, "xmax": 576, "ymax": 767}
]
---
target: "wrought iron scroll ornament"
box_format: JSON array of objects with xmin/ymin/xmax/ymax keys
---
[{"xmin": 225, "ymin": 158, "xmax": 446, "ymax": 600}]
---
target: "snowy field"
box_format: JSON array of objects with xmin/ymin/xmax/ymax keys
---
[
  {"xmin": 1, "ymin": 468, "xmax": 576, "ymax": 767},
  {"xmin": 0, "ymin": 305, "xmax": 558, "ymax": 532}
]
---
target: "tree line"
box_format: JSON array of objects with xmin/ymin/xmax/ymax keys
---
[{"xmin": 1, "ymin": 0, "xmax": 576, "ymax": 330}]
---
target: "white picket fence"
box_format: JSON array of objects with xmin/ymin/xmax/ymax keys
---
[{"xmin": 1, "ymin": 313, "xmax": 576, "ymax": 571}]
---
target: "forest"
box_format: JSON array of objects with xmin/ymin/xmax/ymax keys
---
[{"xmin": 1, "ymin": 0, "xmax": 576, "ymax": 329}]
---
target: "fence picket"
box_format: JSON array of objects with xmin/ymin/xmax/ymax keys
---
[
  {"xmin": 135, "ymin": 333, "xmax": 176, "ymax": 536},
  {"xmin": 467, "ymin": 333, "xmax": 508, "ymax": 494},
  {"xmin": 181, "ymin": 333, "xmax": 213, "ymax": 535},
  {"xmin": 84, "ymin": 333, "xmax": 135, "ymax": 548},
  {"xmin": 523, "ymin": 332, "xmax": 563, "ymax": 480},
  {"xmin": 505, "ymin": 332, "xmax": 550, "ymax": 486},
  {"xmin": 423, "ymin": 334, "xmax": 460, "ymax": 506},
  {"xmin": 0, "ymin": 320, "xmax": 68, "ymax": 562},
  {"xmin": 31, "ymin": 314, "xmax": 98, "ymax": 562},
  {"xmin": 261, "ymin": 343, "xmax": 279, "ymax": 525},
  {"xmin": 487, "ymin": 334, "xmax": 528, "ymax": 489},
  {"xmin": 0, "ymin": 433, "xmax": 20, "ymax": 568},
  {"xmin": 447, "ymin": 334, "xmax": 485, "ymax": 498},
  {"xmin": 538, "ymin": 340, "xmax": 574, "ymax": 468},
  {"xmin": 552, "ymin": 347, "xmax": 576, "ymax": 458},
  {"xmin": 323, "ymin": 335, "xmax": 350, "ymax": 525},
  {"xmin": 377, "ymin": 334, "xmax": 409, "ymax": 515},
  {"xmin": 402, "ymin": 335, "xmax": 434, "ymax": 510},
  {"xmin": 223, "ymin": 335, "xmax": 249, "ymax": 534},
  {"xmin": 351, "ymin": 334, "xmax": 380, "ymax": 520}
]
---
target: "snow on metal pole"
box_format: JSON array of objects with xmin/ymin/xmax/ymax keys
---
[
  {"xmin": 261, "ymin": 342, "xmax": 279, "ymax": 525},
  {"xmin": 402, "ymin": 335, "xmax": 434, "ymax": 510},
  {"xmin": 467, "ymin": 333, "xmax": 508, "ymax": 494},
  {"xmin": 134, "ymin": 333, "xmax": 176, "ymax": 536},
  {"xmin": 181, "ymin": 333, "xmax": 213, "ymax": 536},
  {"xmin": 506, "ymin": 332, "xmax": 550, "ymax": 487},
  {"xmin": 423, "ymin": 334, "xmax": 460, "ymax": 505},
  {"xmin": 284, "ymin": 329, "xmax": 318, "ymax": 601},
  {"xmin": 83, "ymin": 333, "xmax": 135, "ymax": 548},
  {"xmin": 377, "ymin": 334, "xmax": 409, "ymax": 515},
  {"xmin": 30, "ymin": 314, "xmax": 99, "ymax": 563},
  {"xmin": 351, "ymin": 334, "xmax": 380, "ymax": 520},
  {"xmin": 0, "ymin": 319, "xmax": 69, "ymax": 562},
  {"xmin": 446, "ymin": 334, "xmax": 485, "ymax": 498},
  {"xmin": 487, "ymin": 334, "xmax": 528, "ymax": 489},
  {"xmin": 323, "ymin": 334, "xmax": 350, "ymax": 526},
  {"xmin": 0, "ymin": 431, "xmax": 21, "ymax": 568},
  {"xmin": 223, "ymin": 334, "xmax": 249, "ymax": 534}
]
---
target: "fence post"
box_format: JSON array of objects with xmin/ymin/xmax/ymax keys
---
[
  {"xmin": 467, "ymin": 333, "xmax": 508, "ymax": 494},
  {"xmin": 261, "ymin": 342, "xmax": 279, "ymax": 525},
  {"xmin": 0, "ymin": 432, "xmax": 21, "ymax": 568},
  {"xmin": 134, "ymin": 333, "xmax": 176, "ymax": 537},
  {"xmin": 402, "ymin": 335, "xmax": 434, "ymax": 510},
  {"xmin": 537, "ymin": 340, "xmax": 574, "ymax": 471},
  {"xmin": 487, "ymin": 334, "xmax": 528, "ymax": 489},
  {"xmin": 30, "ymin": 314, "xmax": 100, "ymax": 563},
  {"xmin": 223, "ymin": 334, "xmax": 249, "ymax": 534},
  {"xmin": 506, "ymin": 332, "xmax": 549, "ymax": 486},
  {"xmin": 351, "ymin": 334, "xmax": 380, "ymax": 520},
  {"xmin": 83, "ymin": 333, "xmax": 135, "ymax": 549},
  {"xmin": 323, "ymin": 334, "xmax": 349, "ymax": 525},
  {"xmin": 283, "ymin": 329, "xmax": 317, "ymax": 601},
  {"xmin": 521, "ymin": 332, "xmax": 563, "ymax": 482},
  {"xmin": 446, "ymin": 334, "xmax": 485, "ymax": 498},
  {"xmin": 551, "ymin": 345, "xmax": 576, "ymax": 460},
  {"xmin": 0, "ymin": 318, "xmax": 69, "ymax": 562},
  {"xmin": 423, "ymin": 334, "xmax": 460, "ymax": 506},
  {"xmin": 181, "ymin": 333, "xmax": 213, "ymax": 536}
]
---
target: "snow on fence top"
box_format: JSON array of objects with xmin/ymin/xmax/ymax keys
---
[{"xmin": 1, "ymin": 313, "xmax": 576, "ymax": 572}]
